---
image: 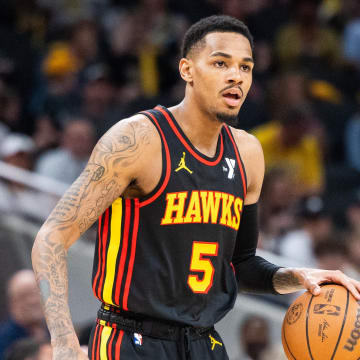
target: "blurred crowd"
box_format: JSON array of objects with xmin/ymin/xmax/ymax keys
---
[{"xmin": 1, "ymin": 0, "xmax": 360, "ymax": 358}]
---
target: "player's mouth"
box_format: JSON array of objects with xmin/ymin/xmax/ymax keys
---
[{"xmin": 222, "ymin": 87, "xmax": 243, "ymax": 107}]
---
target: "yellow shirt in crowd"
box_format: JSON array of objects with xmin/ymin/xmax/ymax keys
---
[{"xmin": 252, "ymin": 121, "xmax": 324, "ymax": 195}]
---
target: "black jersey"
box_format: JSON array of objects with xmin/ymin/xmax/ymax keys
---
[{"xmin": 91, "ymin": 105, "xmax": 247, "ymax": 327}]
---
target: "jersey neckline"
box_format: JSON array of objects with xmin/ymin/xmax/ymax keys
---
[{"xmin": 155, "ymin": 105, "xmax": 224, "ymax": 166}]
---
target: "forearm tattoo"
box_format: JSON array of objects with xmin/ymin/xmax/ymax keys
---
[
  {"xmin": 32, "ymin": 120, "xmax": 151, "ymax": 353},
  {"xmin": 33, "ymin": 236, "xmax": 75, "ymax": 344},
  {"xmin": 272, "ymin": 268, "xmax": 303, "ymax": 293}
]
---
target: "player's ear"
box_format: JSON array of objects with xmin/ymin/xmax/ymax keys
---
[{"xmin": 179, "ymin": 58, "xmax": 193, "ymax": 83}]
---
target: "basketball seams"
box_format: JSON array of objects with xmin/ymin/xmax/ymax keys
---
[
  {"xmin": 283, "ymin": 285, "xmax": 358, "ymax": 360},
  {"xmin": 306, "ymin": 295, "xmax": 315, "ymax": 360},
  {"xmin": 330, "ymin": 289, "xmax": 350, "ymax": 360},
  {"xmin": 282, "ymin": 322, "xmax": 297, "ymax": 360}
]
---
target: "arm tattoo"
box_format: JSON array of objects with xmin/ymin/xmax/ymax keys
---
[
  {"xmin": 47, "ymin": 121, "xmax": 149, "ymax": 234},
  {"xmin": 33, "ymin": 235, "xmax": 76, "ymax": 347},
  {"xmin": 33, "ymin": 119, "xmax": 152, "ymax": 355},
  {"xmin": 47, "ymin": 163, "xmax": 105, "ymax": 226},
  {"xmin": 272, "ymin": 268, "xmax": 302, "ymax": 293}
]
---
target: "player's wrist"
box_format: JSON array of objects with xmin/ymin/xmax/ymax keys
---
[
  {"xmin": 272, "ymin": 267, "xmax": 305, "ymax": 294},
  {"xmin": 51, "ymin": 331, "xmax": 80, "ymax": 348},
  {"xmin": 53, "ymin": 344, "xmax": 87, "ymax": 360}
]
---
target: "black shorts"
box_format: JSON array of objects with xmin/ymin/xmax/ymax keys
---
[{"xmin": 88, "ymin": 306, "xmax": 229, "ymax": 360}]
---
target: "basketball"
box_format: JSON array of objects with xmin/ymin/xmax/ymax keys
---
[{"xmin": 282, "ymin": 284, "xmax": 360, "ymax": 359}]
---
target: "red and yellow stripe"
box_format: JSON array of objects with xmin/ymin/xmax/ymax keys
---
[
  {"xmin": 90, "ymin": 322, "xmax": 124, "ymax": 360},
  {"xmin": 92, "ymin": 198, "xmax": 140, "ymax": 309}
]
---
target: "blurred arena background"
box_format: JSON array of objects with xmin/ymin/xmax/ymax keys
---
[{"xmin": 0, "ymin": 0, "xmax": 360, "ymax": 359}]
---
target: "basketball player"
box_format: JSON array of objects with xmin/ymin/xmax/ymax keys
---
[{"xmin": 32, "ymin": 15, "xmax": 360, "ymax": 360}]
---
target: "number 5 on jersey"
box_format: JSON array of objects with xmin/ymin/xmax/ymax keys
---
[{"xmin": 188, "ymin": 241, "xmax": 219, "ymax": 293}]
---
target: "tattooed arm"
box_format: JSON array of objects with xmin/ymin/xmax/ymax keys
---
[
  {"xmin": 273, "ymin": 268, "xmax": 360, "ymax": 300},
  {"xmin": 32, "ymin": 115, "xmax": 160, "ymax": 359}
]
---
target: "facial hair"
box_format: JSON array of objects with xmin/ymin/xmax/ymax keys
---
[{"xmin": 215, "ymin": 112, "xmax": 239, "ymax": 127}]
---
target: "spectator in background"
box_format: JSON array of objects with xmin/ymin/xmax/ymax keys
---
[
  {"xmin": 35, "ymin": 118, "xmax": 96, "ymax": 184},
  {"xmin": 267, "ymin": 71, "xmax": 327, "ymax": 154},
  {"xmin": 104, "ymin": 0, "xmax": 188, "ymax": 106},
  {"xmin": 31, "ymin": 18, "xmax": 102, "ymax": 119},
  {"xmin": 0, "ymin": 133, "xmax": 54, "ymax": 221},
  {"xmin": 31, "ymin": 114, "xmax": 61, "ymax": 157},
  {"xmin": 4, "ymin": 338, "xmax": 52, "ymax": 360},
  {"xmin": 275, "ymin": 0, "xmax": 341, "ymax": 71},
  {"xmin": 258, "ymin": 167, "xmax": 297, "ymax": 252},
  {"xmin": 252, "ymin": 105, "xmax": 324, "ymax": 196},
  {"xmin": 268, "ymin": 71, "xmax": 309, "ymax": 114},
  {"xmin": 0, "ymin": 270, "xmax": 49, "ymax": 360},
  {"xmin": 235, "ymin": 315, "xmax": 270, "ymax": 360},
  {"xmin": 11, "ymin": 0, "xmax": 50, "ymax": 48},
  {"xmin": 31, "ymin": 42, "xmax": 80, "ymax": 119},
  {"xmin": 314, "ymin": 234, "xmax": 349, "ymax": 272},
  {"xmin": 343, "ymin": 0, "xmax": 360, "ymax": 70},
  {"xmin": 78, "ymin": 63, "xmax": 120, "ymax": 137},
  {"xmin": 131, "ymin": 0, "xmax": 188, "ymax": 97},
  {"xmin": 218, "ymin": 0, "xmax": 251, "ymax": 21},
  {"xmin": 70, "ymin": 19, "xmax": 101, "ymax": 73},
  {"xmin": 104, "ymin": 10, "xmax": 143, "ymax": 105},
  {"xmin": 345, "ymin": 104, "xmax": 360, "ymax": 172},
  {"xmin": 245, "ymin": 0, "xmax": 290, "ymax": 43},
  {"xmin": 278, "ymin": 196, "xmax": 333, "ymax": 267},
  {"xmin": 0, "ymin": 87, "xmax": 23, "ymax": 133}
]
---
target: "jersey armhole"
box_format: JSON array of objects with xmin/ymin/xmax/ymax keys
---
[
  {"xmin": 137, "ymin": 110, "xmax": 171, "ymax": 207},
  {"xmin": 223, "ymin": 125, "xmax": 248, "ymax": 198}
]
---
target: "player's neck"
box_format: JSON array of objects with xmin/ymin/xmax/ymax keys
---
[{"xmin": 169, "ymin": 99, "xmax": 223, "ymax": 158}]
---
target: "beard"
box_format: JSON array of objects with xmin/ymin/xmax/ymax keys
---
[{"xmin": 215, "ymin": 111, "xmax": 239, "ymax": 127}]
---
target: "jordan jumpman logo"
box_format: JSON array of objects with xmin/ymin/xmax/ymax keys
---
[{"xmin": 175, "ymin": 152, "xmax": 193, "ymax": 174}]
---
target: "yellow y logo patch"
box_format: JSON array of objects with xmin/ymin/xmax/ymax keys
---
[
  {"xmin": 175, "ymin": 152, "xmax": 193, "ymax": 174},
  {"xmin": 209, "ymin": 334, "xmax": 223, "ymax": 351}
]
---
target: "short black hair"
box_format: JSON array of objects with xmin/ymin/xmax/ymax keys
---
[{"xmin": 181, "ymin": 15, "xmax": 254, "ymax": 58}]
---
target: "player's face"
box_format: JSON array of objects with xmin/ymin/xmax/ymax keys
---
[{"xmin": 187, "ymin": 32, "xmax": 254, "ymax": 125}]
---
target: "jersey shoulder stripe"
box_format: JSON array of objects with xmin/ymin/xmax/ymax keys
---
[{"xmin": 138, "ymin": 110, "xmax": 171, "ymax": 207}]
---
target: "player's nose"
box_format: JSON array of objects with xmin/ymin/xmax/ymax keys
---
[{"xmin": 226, "ymin": 65, "xmax": 243, "ymax": 84}]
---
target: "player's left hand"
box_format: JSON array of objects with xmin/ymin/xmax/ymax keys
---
[{"xmin": 297, "ymin": 268, "xmax": 360, "ymax": 300}]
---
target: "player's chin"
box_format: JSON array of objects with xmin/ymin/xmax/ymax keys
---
[{"xmin": 215, "ymin": 111, "xmax": 239, "ymax": 126}]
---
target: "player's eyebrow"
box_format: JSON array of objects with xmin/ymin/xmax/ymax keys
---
[
  {"xmin": 242, "ymin": 57, "xmax": 254, "ymax": 64},
  {"xmin": 210, "ymin": 52, "xmax": 254, "ymax": 63},
  {"xmin": 210, "ymin": 51, "xmax": 232, "ymax": 58}
]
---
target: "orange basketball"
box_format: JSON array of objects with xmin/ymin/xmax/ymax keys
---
[{"xmin": 282, "ymin": 284, "xmax": 360, "ymax": 359}]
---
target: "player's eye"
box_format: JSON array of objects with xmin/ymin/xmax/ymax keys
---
[
  {"xmin": 214, "ymin": 61, "xmax": 226, "ymax": 68},
  {"xmin": 241, "ymin": 64, "xmax": 251, "ymax": 72}
]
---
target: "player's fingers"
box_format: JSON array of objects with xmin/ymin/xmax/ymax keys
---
[
  {"xmin": 351, "ymin": 278, "xmax": 360, "ymax": 291},
  {"xmin": 343, "ymin": 280, "xmax": 360, "ymax": 301},
  {"xmin": 349, "ymin": 278, "xmax": 360, "ymax": 299},
  {"xmin": 305, "ymin": 278, "xmax": 321, "ymax": 296},
  {"xmin": 330, "ymin": 270, "xmax": 360, "ymax": 300}
]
